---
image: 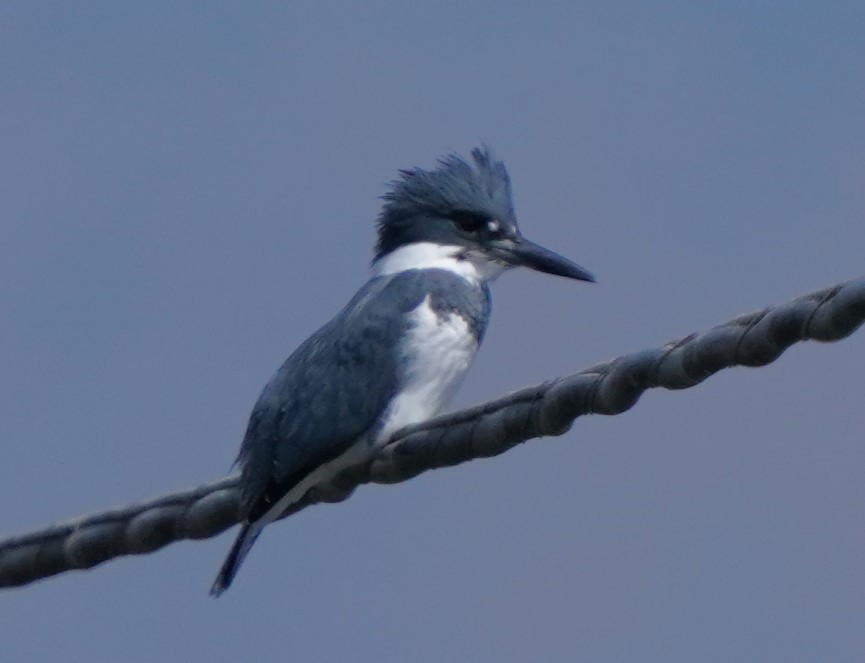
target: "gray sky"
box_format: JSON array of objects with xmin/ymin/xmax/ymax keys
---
[{"xmin": 2, "ymin": 3, "xmax": 863, "ymax": 661}]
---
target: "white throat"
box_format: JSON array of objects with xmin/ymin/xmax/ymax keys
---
[{"xmin": 372, "ymin": 242, "xmax": 509, "ymax": 283}]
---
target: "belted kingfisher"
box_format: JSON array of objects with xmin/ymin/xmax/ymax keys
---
[{"xmin": 210, "ymin": 147, "xmax": 594, "ymax": 596}]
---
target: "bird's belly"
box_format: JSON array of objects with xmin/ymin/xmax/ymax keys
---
[{"xmin": 377, "ymin": 296, "xmax": 479, "ymax": 442}]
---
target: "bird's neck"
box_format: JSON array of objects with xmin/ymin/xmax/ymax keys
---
[{"xmin": 372, "ymin": 242, "xmax": 508, "ymax": 284}]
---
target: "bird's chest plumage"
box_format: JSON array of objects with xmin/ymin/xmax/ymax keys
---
[{"xmin": 377, "ymin": 294, "xmax": 480, "ymax": 441}]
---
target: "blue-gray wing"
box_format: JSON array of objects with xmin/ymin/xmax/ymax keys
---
[{"xmin": 236, "ymin": 270, "xmax": 489, "ymax": 523}]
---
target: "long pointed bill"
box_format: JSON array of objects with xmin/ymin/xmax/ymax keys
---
[{"xmin": 501, "ymin": 236, "xmax": 596, "ymax": 282}]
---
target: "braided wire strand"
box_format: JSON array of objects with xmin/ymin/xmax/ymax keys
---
[{"xmin": 1, "ymin": 276, "xmax": 863, "ymax": 589}]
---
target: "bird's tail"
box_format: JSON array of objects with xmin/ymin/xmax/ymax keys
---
[{"xmin": 210, "ymin": 522, "xmax": 262, "ymax": 597}]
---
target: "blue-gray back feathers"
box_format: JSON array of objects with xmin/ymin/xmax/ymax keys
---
[{"xmin": 237, "ymin": 269, "xmax": 490, "ymax": 522}]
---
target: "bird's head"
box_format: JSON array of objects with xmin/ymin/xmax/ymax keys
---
[{"xmin": 374, "ymin": 147, "xmax": 595, "ymax": 283}]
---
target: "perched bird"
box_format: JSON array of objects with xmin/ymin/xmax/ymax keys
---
[{"xmin": 211, "ymin": 147, "xmax": 594, "ymax": 596}]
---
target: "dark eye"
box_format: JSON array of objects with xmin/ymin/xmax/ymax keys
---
[{"xmin": 448, "ymin": 210, "xmax": 489, "ymax": 232}]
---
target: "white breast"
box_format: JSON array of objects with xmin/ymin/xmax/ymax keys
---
[{"xmin": 378, "ymin": 294, "xmax": 479, "ymax": 442}]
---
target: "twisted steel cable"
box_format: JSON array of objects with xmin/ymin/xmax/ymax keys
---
[{"xmin": 2, "ymin": 275, "xmax": 863, "ymax": 589}]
